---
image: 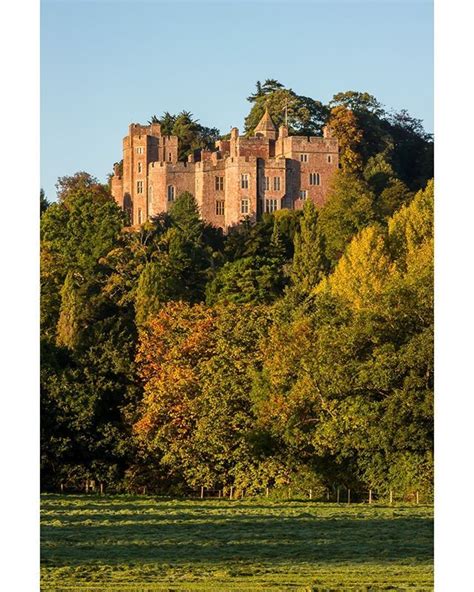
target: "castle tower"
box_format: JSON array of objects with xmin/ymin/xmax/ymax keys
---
[{"xmin": 254, "ymin": 107, "xmax": 277, "ymax": 140}]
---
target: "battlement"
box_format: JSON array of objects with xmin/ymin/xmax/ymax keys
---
[{"xmin": 111, "ymin": 113, "xmax": 340, "ymax": 230}]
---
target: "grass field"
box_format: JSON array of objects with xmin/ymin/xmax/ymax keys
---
[{"xmin": 41, "ymin": 494, "xmax": 433, "ymax": 591}]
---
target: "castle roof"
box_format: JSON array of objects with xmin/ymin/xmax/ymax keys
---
[{"xmin": 255, "ymin": 107, "xmax": 276, "ymax": 134}]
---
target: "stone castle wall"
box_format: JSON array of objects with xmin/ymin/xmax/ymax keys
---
[{"xmin": 111, "ymin": 117, "xmax": 339, "ymax": 229}]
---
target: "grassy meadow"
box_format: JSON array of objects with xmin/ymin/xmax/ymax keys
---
[{"xmin": 41, "ymin": 495, "xmax": 433, "ymax": 591}]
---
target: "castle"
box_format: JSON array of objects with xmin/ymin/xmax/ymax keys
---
[{"xmin": 110, "ymin": 109, "xmax": 339, "ymax": 229}]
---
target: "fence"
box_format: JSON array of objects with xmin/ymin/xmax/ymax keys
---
[{"xmin": 57, "ymin": 480, "xmax": 429, "ymax": 504}]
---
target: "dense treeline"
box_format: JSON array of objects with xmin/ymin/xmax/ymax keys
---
[{"xmin": 41, "ymin": 83, "xmax": 433, "ymax": 499}]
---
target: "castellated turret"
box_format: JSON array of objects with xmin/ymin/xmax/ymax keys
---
[{"xmin": 110, "ymin": 111, "xmax": 339, "ymax": 229}]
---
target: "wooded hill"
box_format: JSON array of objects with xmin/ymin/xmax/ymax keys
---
[{"xmin": 41, "ymin": 82, "xmax": 433, "ymax": 498}]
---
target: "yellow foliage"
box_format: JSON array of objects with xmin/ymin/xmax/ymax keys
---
[{"xmin": 316, "ymin": 225, "xmax": 395, "ymax": 311}]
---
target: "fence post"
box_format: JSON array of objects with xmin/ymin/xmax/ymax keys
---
[
  {"xmin": 100, "ymin": 482, "xmax": 104, "ymax": 495},
  {"xmin": 266, "ymin": 487, "xmax": 269, "ymax": 498},
  {"xmin": 369, "ymin": 489, "xmax": 372, "ymax": 504},
  {"xmin": 85, "ymin": 480, "xmax": 89, "ymax": 494},
  {"xmin": 416, "ymin": 491, "xmax": 419, "ymax": 504},
  {"xmin": 60, "ymin": 483, "xmax": 64, "ymax": 494},
  {"xmin": 389, "ymin": 489, "xmax": 393, "ymax": 505},
  {"xmin": 336, "ymin": 487, "xmax": 340, "ymax": 503},
  {"xmin": 347, "ymin": 488, "xmax": 351, "ymax": 504},
  {"xmin": 288, "ymin": 487, "xmax": 291, "ymax": 500},
  {"xmin": 200, "ymin": 486, "xmax": 204, "ymax": 499},
  {"xmin": 229, "ymin": 486, "xmax": 233, "ymax": 500},
  {"xmin": 309, "ymin": 488, "xmax": 312, "ymax": 500},
  {"xmin": 326, "ymin": 489, "xmax": 330, "ymax": 501}
]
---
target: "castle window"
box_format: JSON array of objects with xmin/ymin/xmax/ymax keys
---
[
  {"xmin": 309, "ymin": 172, "xmax": 321, "ymax": 186},
  {"xmin": 216, "ymin": 200, "xmax": 225, "ymax": 216},
  {"xmin": 167, "ymin": 185, "xmax": 175, "ymax": 202},
  {"xmin": 168, "ymin": 152, "xmax": 172, "ymax": 162},
  {"xmin": 241, "ymin": 199, "xmax": 249, "ymax": 214},
  {"xmin": 137, "ymin": 162, "xmax": 142, "ymax": 173},
  {"xmin": 137, "ymin": 181, "xmax": 143, "ymax": 194},
  {"xmin": 241, "ymin": 174, "xmax": 249, "ymax": 189},
  {"xmin": 215, "ymin": 176, "xmax": 224, "ymax": 191},
  {"xmin": 300, "ymin": 154, "xmax": 308, "ymax": 162},
  {"xmin": 138, "ymin": 208, "xmax": 143, "ymax": 224},
  {"xmin": 327, "ymin": 155, "xmax": 332, "ymax": 164},
  {"xmin": 265, "ymin": 198, "xmax": 278, "ymax": 213},
  {"xmin": 137, "ymin": 147, "xmax": 144, "ymax": 154},
  {"xmin": 299, "ymin": 190, "xmax": 308, "ymax": 200},
  {"xmin": 273, "ymin": 176, "xmax": 281, "ymax": 191},
  {"xmin": 265, "ymin": 176, "xmax": 270, "ymax": 191}
]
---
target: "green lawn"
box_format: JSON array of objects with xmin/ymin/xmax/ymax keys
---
[{"xmin": 41, "ymin": 495, "xmax": 433, "ymax": 591}]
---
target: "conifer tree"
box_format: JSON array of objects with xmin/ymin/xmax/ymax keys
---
[
  {"xmin": 56, "ymin": 272, "xmax": 82, "ymax": 349},
  {"xmin": 290, "ymin": 200, "xmax": 327, "ymax": 296}
]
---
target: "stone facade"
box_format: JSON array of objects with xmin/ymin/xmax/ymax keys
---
[{"xmin": 111, "ymin": 110, "xmax": 339, "ymax": 229}]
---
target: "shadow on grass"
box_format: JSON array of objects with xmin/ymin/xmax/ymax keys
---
[{"xmin": 41, "ymin": 512, "xmax": 433, "ymax": 567}]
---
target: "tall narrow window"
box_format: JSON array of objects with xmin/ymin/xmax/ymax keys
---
[
  {"xmin": 273, "ymin": 176, "xmax": 281, "ymax": 191},
  {"xmin": 137, "ymin": 181, "xmax": 143, "ymax": 194},
  {"xmin": 241, "ymin": 199, "xmax": 249, "ymax": 214},
  {"xmin": 215, "ymin": 176, "xmax": 224, "ymax": 191},
  {"xmin": 168, "ymin": 152, "xmax": 172, "ymax": 162},
  {"xmin": 138, "ymin": 209, "xmax": 143, "ymax": 224},
  {"xmin": 265, "ymin": 176, "xmax": 270, "ymax": 190},
  {"xmin": 265, "ymin": 198, "xmax": 278, "ymax": 213},
  {"xmin": 299, "ymin": 190, "xmax": 307, "ymax": 200},
  {"xmin": 241, "ymin": 174, "xmax": 249, "ymax": 189},
  {"xmin": 136, "ymin": 147, "xmax": 144, "ymax": 154},
  {"xmin": 216, "ymin": 200, "xmax": 225, "ymax": 216},
  {"xmin": 327, "ymin": 155, "xmax": 332, "ymax": 164},
  {"xmin": 309, "ymin": 173, "xmax": 321, "ymax": 186},
  {"xmin": 137, "ymin": 162, "xmax": 142, "ymax": 173},
  {"xmin": 167, "ymin": 185, "xmax": 175, "ymax": 202},
  {"xmin": 300, "ymin": 153, "xmax": 308, "ymax": 162}
]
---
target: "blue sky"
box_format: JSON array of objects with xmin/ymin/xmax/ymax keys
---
[{"xmin": 41, "ymin": 0, "xmax": 433, "ymax": 201}]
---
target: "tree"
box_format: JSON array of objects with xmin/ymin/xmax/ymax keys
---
[
  {"xmin": 290, "ymin": 199, "xmax": 327, "ymax": 296},
  {"xmin": 149, "ymin": 111, "xmax": 220, "ymax": 161},
  {"xmin": 317, "ymin": 171, "xmax": 376, "ymax": 267},
  {"xmin": 40, "ymin": 188, "xmax": 50, "ymax": 215},
  {"xmin": 244, "ymin": 80, "xmax": 328, "ymax": 137}
]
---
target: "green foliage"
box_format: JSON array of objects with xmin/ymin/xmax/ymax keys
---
[
  {"xmin": 290, "ymin": 199, "xmax": 327, "ymax": 296},
  {"xmin": 206, "ymin": 256, "xmax": 285, "ymax": 305},
  {"xmin": 245, "ymin": 79, "xmax": 328, "ymax": 136},
  {"xmin": 41, "ymin": 81, "xmax": 433, "ymax": 502},
  {"xmin": 318, "ymin": 171, "xmax": 377, "ymax": 267},
  {"xmin": 149, "ymin": 111, "xmax": 220, "ymax": 160}
]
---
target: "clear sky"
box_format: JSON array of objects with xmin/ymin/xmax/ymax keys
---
[{"xmin": 41, "ymin": 0, "xmax": 433, "ymax": 201}]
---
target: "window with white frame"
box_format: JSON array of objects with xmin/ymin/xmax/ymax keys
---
[
  {"xmin": 273, "ymin": 176, "xmax": 281, "ymax": 191},
  {"xmin": 265, "ymin": 198, "xmax": 278, "ymax": 213},
  {"xmin": 241, "ymin": 199, "xmax": 249, "ymax": 214},
  {"xmin": 299, "ymin": 190, "xmax": 308, "ymax": 200},
  {"xmin": 300, "ymin": 153, "xmax": 308, "ymax": 162},
  {"xmin": 309, "ymin": 172, "xmax": 321, "ymax": 186},
  {"xmin": 241, "ymin": 174, "xmax": 249, "ymax": 189},
  {"xmin": 136, "ymin": 147, "xmax": 144, "ymax": 154},
  {"xmin": 215, "ymin": 176, "xmax": 224, "ymax": 191},
  {"xmin": 265, "ymin": 176, "xmax": 270, "ymax": 191},
  {"xmin": 138, "ymin": 209, "xmax": 143, "ymax": 224},
  {"xmin": 215, "ymin": 200, "xmax": 225, "ymax": 216},
  {"xmin": 167, "ymin": 185, "xmax": 175, "ymax": 201},
  {"xmin": 137, "ymin": 181, "xmax": 143, "ymax": 194}
]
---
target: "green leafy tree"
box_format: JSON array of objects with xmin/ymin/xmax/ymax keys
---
[
  {"xmin": 290, "ymin": 199, "xmax": 327, "ymax": 296},
  {"xmin": 245, "ymin": 80, "xmax": 328, "ymax": 136}
]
